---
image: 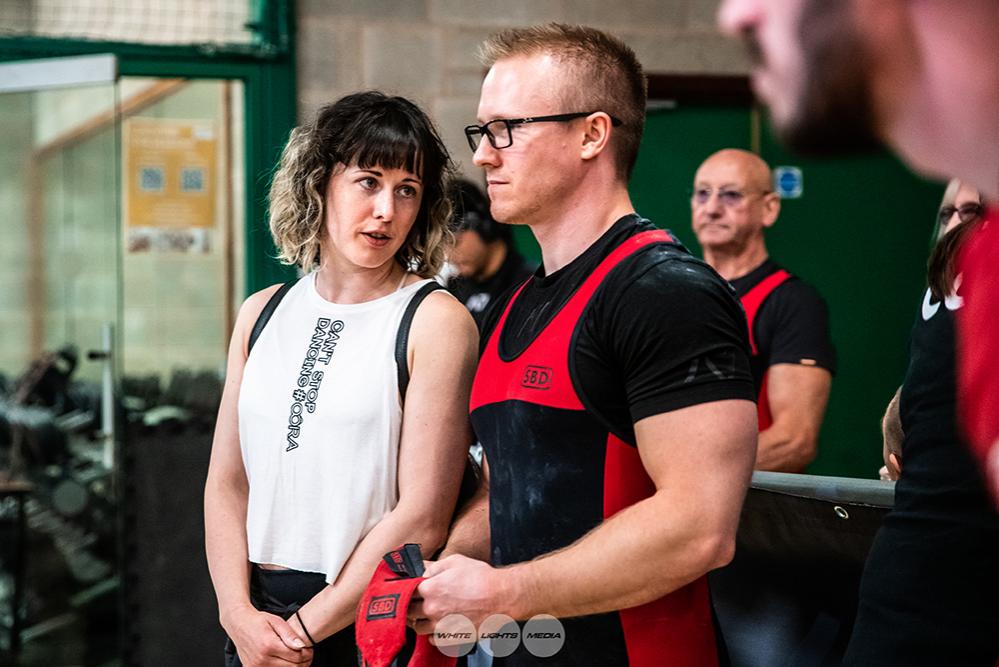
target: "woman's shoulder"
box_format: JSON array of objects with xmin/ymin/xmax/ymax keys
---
[
  {"xmin": 404, "ymin": 281, "xmax": 478, "ymax": 383},
  {"xmin": 239, "ymin": 282, "xmax": 293, "ymax": 325},
  {"xmin": 245, "ymin": 282, "xmax": 289, "ymax": 309},
  {"xmin": 232, "ymin": 281, "xmax": 298, "ymax": 357},
  {"xmin": 415, "ymin": 281, "xmax": 472, "ymax": 320},
  {"xmin": 408, "ymin": 281, "xmax": 477, "ymax": 345}
]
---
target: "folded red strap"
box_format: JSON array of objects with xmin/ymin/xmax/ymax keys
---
[{"xmin": 356, "ymin": 551, "xmax": 457, "ymax": 667}]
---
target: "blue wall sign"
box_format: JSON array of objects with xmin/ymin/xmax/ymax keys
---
[{"xmin": 774, "ymin": 166, "xmax": 803, "ymax": 199}]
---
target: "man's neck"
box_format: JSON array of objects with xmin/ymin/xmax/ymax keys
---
[
  {"xmin": 530, "ymin": 187, "xmax": 635, "ymax": 274},
  {"xmin": 703, "ymin": 244, "xmax": 769, "ymax": 282}
]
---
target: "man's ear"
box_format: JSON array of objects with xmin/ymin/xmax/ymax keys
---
[
  {"xmin": 580, "ymin": 112, "xmax": 614, "ymax": 162},
  {"xmin": 761, "ymin": 192, "xmax": 781, "ymax": 229}
]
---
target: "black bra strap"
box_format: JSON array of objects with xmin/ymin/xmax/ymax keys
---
[
  {"xmin": 395, "ymin": 281, "xmax": 444, "ymax": 403},
  {"xmin": 247, "ymin": 279, "xmax": 299, "ymax": 356}
]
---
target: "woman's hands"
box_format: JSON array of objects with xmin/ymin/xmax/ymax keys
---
[{"xmin": 223, "ymin": 603, "xmax": 314, "ymax": 666}]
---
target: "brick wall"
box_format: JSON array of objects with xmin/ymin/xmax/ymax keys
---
[{"xmin": 296, "ymin": 0, "xmax": 750, "ymax": 178}]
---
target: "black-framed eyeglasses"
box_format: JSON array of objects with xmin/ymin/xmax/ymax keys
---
[
  {"xmin": 937, "ymin": 202, "xmax": 984, "ymax": 226},
  {"xmin": 464, "ymin": 111, "xmax": 623, "ymax": 152},
  {"xmin": 691, "ymin": 187, "xmax": 772, "ymax": 208}
]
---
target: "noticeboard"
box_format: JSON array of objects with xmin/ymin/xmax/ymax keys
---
[{"xmin": 124, "ymin": 118, "xmax": 216, "ymax": 252}]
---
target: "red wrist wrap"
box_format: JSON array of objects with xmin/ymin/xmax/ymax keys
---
[{"xmin": 356, "ymin": 546, "xmax": 457, "ymax": 667}]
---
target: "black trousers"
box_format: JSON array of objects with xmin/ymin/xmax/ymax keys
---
[{"xmin": 224, "ymin": 566, "xmax": 358, "ymax": 666}]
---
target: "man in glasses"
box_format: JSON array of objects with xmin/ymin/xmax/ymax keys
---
[
  {"xmin": 691, "ymin": 149, "xmax": 835, "ymax": 473},
  {"xmin": 412, "ymin": 23, "xmax": 758, "ymax": 665}
]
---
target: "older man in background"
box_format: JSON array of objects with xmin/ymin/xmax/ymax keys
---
[{"xmin": 692, "ymin": 148, "xmax": 834, "ymax": 472}]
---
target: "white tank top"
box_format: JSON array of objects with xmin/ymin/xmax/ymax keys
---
[{"xmin": 238, "ymin": 272, "xmax": 435, "ymax": 583}]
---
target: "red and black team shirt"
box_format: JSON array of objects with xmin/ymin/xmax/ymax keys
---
[
  {"xmin": 470, "ymin": 215, "xmax": 755, "ymax": 666},
  {"xmin": 728, "ymin": 259, "xmax": 836, "ymax": 432}
]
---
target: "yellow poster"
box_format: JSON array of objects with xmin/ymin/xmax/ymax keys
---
[{"xmin": 125, "ymin": 118, "xmax": 216, "ymax": 252}]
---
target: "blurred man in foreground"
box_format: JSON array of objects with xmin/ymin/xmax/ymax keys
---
[{"xmin": 717, "ymin": 0, "xmax": 999, "ymax": 503}]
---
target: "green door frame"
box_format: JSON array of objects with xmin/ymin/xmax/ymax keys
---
[{"xmin": 0, "ymin": 0, "xmax": 298, "ymax": 294}]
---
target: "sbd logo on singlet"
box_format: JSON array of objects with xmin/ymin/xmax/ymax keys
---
[
  {"xmin": 366, "ymin": 594, "xmax": 400, "ymax": 620},
  {"xmin": 521, "ymin": 365, "xmax": 553, "ymax": 390}
]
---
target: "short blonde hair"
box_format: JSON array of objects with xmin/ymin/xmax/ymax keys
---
[
  {"xmin": 479, "ymin": 23, "xmax": 646, "ymax": 180},
  {"xmin": 268, "ymin": 91, "xmax": 455, "ymax": 277}
]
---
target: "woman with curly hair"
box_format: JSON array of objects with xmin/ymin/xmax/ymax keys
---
[{"xmin": 205, "ymin": 91, "xmax": 477, "ymax": 666}]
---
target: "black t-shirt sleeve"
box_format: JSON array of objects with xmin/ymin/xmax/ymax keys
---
[
  {"xmin": 577, "ymin": 251, "xmax": 756, "ymax": 428},
  {"xmin": 755, "ymin": 279, "xmax": 836, "ymax": 373}
]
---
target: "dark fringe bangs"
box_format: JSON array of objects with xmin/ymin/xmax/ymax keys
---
[{"xmin": 336, "ymin": 112, "xmax": 426, "ymax": 179}]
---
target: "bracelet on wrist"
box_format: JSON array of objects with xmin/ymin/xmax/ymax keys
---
[{"xmin": 294, "ymin": 610, "xmax": 318, "ymax": 648}]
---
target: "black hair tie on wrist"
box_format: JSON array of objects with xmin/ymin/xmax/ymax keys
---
[{"xmin": 294, "ymin": 610, "xmax": 318, "ymax": 648}]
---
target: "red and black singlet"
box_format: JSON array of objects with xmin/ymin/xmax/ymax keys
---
[
  {"xmin": 729, "ymin": 260, "xmax": 836, "ymax": 432},
  {"xmin": 738, "ymin": 268, "xmax": 792, "ymax": 430},
  {"xmin": 470, "ymin": 216, "xmax": 755, "ymax": 666}
]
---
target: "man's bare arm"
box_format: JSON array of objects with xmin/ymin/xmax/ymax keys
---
[
  {"xmin": 756, "ymin": 363, "xmax": 832, "ymax": 472},
  {"xmin": 439, "ymin": 458, "xmax": 491, "ymax": 561},
  {"xmin": 414, "ymin": 398, "xmax": 757, "ymax": 625}
]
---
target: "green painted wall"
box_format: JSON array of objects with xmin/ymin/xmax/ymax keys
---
[
  {"xmin": 756, "ymin": 125, "xmax": 942, "ymax": 477},
  {"xmin": 630, "ymin": 105, "xmax": 753, "ymax": 245}
]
